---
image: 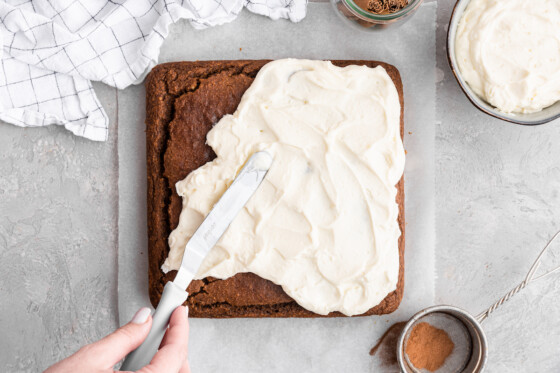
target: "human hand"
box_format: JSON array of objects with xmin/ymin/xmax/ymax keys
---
[{"xmin": 45, "ymin": 306, "xmax": 190, "ymax": 373}]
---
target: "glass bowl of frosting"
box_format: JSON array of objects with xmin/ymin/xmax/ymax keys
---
[
  {"xmin": 448, "ymin": 0, "xmax": 560, "ymax": 125},
  {"xmin": 331, "ymin": 0, "xmax": 424, "ymax": 31}
]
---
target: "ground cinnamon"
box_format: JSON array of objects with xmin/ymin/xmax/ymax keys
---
[
  {"xmin": 369, "ymin": 321, "xmax": 407, "ymax": 367},
  {"xmin": 405, "ymin": 322, "xmax": 455, "ymax": 372}
]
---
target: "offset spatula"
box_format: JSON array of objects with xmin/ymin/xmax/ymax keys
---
[{"xmin": 121, "ymin": 151, "xmax": 273, "ymax": 371}]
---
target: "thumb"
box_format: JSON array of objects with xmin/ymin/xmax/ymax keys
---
[{"xmin": 81, "ymin": 307, "xmax": 153, "ymax": 369}]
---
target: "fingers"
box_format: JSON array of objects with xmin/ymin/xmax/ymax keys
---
[
  {"xmin": 83, "ymin": 307, "xmax": 153, "ymax": 369},
  {"xmin": 162, "ymin": 307, "xmax": 190, "ymax": 373},
  {"xmin": 178, "ymin": 359, "xmax": 192, "ymax": 373},
  {"xmin": 140, "ymin": 306, "xmax": 189, "ymax": 373},
  {"xmin": 158, "ymin": 305, "xmax": 187, "ymax": 348}
]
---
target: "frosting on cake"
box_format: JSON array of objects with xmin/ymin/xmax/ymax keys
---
[{"xmin": 163, "ymin": 59, "xmax": 405, "ymax": 316}]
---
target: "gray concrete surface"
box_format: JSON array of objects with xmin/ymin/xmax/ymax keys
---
[
  {"xmin": 435, "ymin": 1, "xmax": 560, "ymax": 371},
  {"xmin": 1, "ymin": 0, "xmax": 560, "ymax": 372},
  {"xmin": 0, "ymin": 82, "xmax": 119, "ymax": 372}
]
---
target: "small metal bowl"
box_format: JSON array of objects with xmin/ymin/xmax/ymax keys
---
[
  {"xmin": 447, "ymin": 0, "xmax": 560, "ymax": 125},
  {"xmin": 397, "ymin": 305, "xmax": 488, "ymax": 373},
  {"xmin": 331, "ymin": 0, "xmax": 424, "ymax": 32}
]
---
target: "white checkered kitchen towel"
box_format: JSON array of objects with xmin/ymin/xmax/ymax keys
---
[{"xmin": 0, "ymin": 0, "xmax": 307, "ymax": 141}]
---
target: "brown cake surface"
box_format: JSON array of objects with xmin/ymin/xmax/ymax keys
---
[{"xmin": 146, "ymin": 60, "xmax": 405, "ymax": 318}]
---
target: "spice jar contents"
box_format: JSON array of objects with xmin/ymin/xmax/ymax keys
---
[
  {"xmin": 354, "ymin": 0, "xmax": 409, "ymax": 14},
  {"xmin": 405, "ymin": 322, "xmax": 455, "ymax": 372}
]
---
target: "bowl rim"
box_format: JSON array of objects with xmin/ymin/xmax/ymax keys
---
[
  {"xmin": 395, "ymin": 304, "xmax": 488, "ymax": 372},
  {"xmin": 446, "ymin": 0, "xmax": 560, "ymax": 126}
]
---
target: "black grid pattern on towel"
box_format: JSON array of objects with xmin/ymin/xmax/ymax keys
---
[{"xmin": 0, "ymin": 0, "xmax": 307, "ymax": 141}]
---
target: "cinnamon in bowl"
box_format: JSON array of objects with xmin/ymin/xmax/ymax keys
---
[{"xmin": 405, "ymin": 322, "xmax": 455, "ymax": 372}]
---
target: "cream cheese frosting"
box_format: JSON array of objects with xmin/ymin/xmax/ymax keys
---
[
  {"xmin": 455, "ymin": 0, "xmax": 560, "ymax": 113},
  {"xmin": 163, "ymin": 59, "xmax": 405, "ymax": 316}
]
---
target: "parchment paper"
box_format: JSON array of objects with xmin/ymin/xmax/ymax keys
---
[{"xmin": 118, "ymin": 3, "xmax": 436, "ymax": 371}]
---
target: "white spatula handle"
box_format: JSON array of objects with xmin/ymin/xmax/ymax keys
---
[{"xmin": 120, "ymin": 282, "xmax": 188, "ymax": 371}]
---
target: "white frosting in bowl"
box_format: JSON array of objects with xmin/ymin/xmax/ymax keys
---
[
  {"xmin": 163, "ymin": 59, "xmax": 405, "ymax": 316},
  {"xmin": 455, "ymin": 0, "xmax": 560, "ymax": 114}
]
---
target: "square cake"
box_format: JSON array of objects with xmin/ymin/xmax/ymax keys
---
[{"xmin": 146, "ymin": 60, "xmax": 405, "ymax": 318}]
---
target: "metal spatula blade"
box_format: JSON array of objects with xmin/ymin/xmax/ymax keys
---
[{"xmin": 121, "ymin": 151, "xmax": 272, "ymax": 371}]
